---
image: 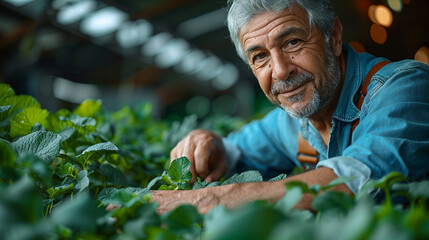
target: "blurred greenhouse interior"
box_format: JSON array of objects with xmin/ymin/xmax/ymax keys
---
[{"xmin": 1, "ymin": 0, "xmax": 428, "ymax": 120}]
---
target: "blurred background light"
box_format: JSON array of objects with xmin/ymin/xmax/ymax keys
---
[
  {"xmin": 141, "ymin": 32, "xmax": 173, "ymax": 57},
  {"xmin": 370, "ymin": 23, "xmax": 387, "ymax": 44},
  {"xmin": 3, "ymin": 0, "xmax": 34, "ymax": 7},
  {"xmin": 368, "ymin": 5, "xmax": 378, "ymax": 24},
  {"xmin": 387, "ymin": 0, "xmax": 403, "ymax": 12},
  {"xmin": 116, "ymin": 19, "xmax": 153, "ymax": 49},
  {"xmin": 175, "ymin": 49, "xmax": 206, "ymax": 74},
  {"xmin": 177, "ymin": 8, "xmax": 227, "ymax": 39},
  {"xmin": 185, "ymin": 96, "xmax": 211, "ymax": 118},
  {"xmin": 211, "ymin": 63, "xmax": 239, "ymax": 91},
  {"xmin": 402, "ymin": 0, "xmax": 410, "ymax": 5},
  {"xmin": 415, "ymin": 46, "xmax": 429, "ymax": 65},
  {"xmin": 155, "ymin": 38, "xmax": 190, "ymax": 69},
  {"xmin": 53, "ymin": 77, "xmax": 100, "ymax": 103},
  {"xmin": 195, "ymin": 55, "xmax": 222, "ymax": 81},
  {"xmin": 374, "ymin": 5, "xmax": 393, "ymax": 27},
  {"xmin": 80, "ymin": 7, "xmax": 128, "ymax": 37},
  {"xmin": 56, "ymin": 0, "xmax": 96, "ymax": 25}
]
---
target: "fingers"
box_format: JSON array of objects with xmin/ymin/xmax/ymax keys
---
[
  {"xmin": 169, "ymin": 129, "xmax": 226, "ymax": 182},
  {"xmin": 205, "ymin": 156, "xmax": 226, "ymax": 182}
]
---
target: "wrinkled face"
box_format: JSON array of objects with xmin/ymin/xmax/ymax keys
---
[{"xmin": 239, "ymin": 6, "xmax": 341, "ymax": 118}]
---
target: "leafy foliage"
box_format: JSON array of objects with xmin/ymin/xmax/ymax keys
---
[{"xmin": 1, "ymin": 83, "xmax": 428, "ymax": 240}]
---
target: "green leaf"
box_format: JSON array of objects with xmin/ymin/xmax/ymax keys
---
[
  {"xmin": 285, "ymin": 181, "xmax": 318, "ymax": 196},
  {"xmin": 222, "ymin": 170, "xmax": 263, "ymax": 185},
  {"xmin": 47, "ymin": 183, "xmax": 74, "ymax": 199},
  {"xmin": 99, "ymin": 163, "xmax": 129, "ymax": 186},
  {"xmin": 49, "ymin": 193, "xmax": 100, "ymax": 231},
  {"xmin": 162, "ymin": 204, "xmax": 202, "ymax": 233},
  {"xmin": 73, "ymin": 99, "xmax": 102, "ymax": 118},
  {"xmin": 11, "ymin": 131, "xmax": 61, "ymax": 164},
  {"xmin": 168, "ymin": 157, "xmax": 193, "ymax": 183},
  {"xmin": 54, "ymin": 162, "xmax": 75, "ymax": 178},
  {"xmin": 320, "ymin": 175, "xmax": 358, "ymax": 191},
  {"xmin": 0, "ymin": 83, "xmax": 15, "ymax": 101},
  {"xmin": 374, "ymin": 171, "xmax": 407, "ymax": 189},
  {"xmin": 0, "ymin": 140, "xmax": 15, "ymax": 166},
  {"xmin": 97, "ymin": 187, "xmax": 149, "ymax": 206},
  {"xmin": 10, "ymin": 107, "xmax": 50, "ymax": 137},
  {"xmin": 275, "ymin": 187, "xmax": 303, "ymax": 213},
  {"xmin": 392, "ymin": 181, "xmax": 429, "ymax": 199},
  {"xmin": 17, "ymin": 153, "xmax": 52, "ymax": 185},
  {"xmin": 75, "ymin": 142, "xmax": 118, "ymax": 168},
  {"xmin": 75, "ymin": 170, "xmax": 89, "ymax": 193},
  {"xmin": 123, "ymin": 204, "xmax": 161, "ymax": 239},
  {"xmin": 311, "ymin": 191, "xmax": 354, "ymax": 214},
  {"xmin": 0, "ymin": 95, "xmax": 40, "ymax": 121},
  {"xmin": 58, "ymin": 127, "xmax": 75, "ymax": 142}
]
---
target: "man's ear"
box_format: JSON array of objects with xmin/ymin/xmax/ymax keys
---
[{"xmin": 330, "ymin": 17, "xmax": 343, "ymax": 57}]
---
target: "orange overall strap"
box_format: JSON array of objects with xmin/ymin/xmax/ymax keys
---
[
  {"xmin": 297, "ymin": 60, "xmax": 391, "ymax": 169},
  {"xmin": 351, "ymin": 61, "xmax": 391, "ymax": 132}
]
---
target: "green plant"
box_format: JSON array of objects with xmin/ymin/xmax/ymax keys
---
[{"xmin": 1, "ymin": 83, "xmax": 428, "ymax": 240}]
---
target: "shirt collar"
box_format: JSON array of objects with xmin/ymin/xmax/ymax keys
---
[{"xmin": 331, "ymin": 43, "xmax": 362, "ymax": 122}]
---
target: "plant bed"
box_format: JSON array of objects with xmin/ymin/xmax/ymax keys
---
[{"xmin": 1, "ymin": 83, "xmax": 428, "ymax": 240}]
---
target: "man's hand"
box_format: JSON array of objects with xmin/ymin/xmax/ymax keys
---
[{"xmin": 170, "ymin": 129, "xmax": 227, "ymax": 182}]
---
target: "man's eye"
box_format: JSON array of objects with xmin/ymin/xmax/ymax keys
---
[
  {"xmin": 286, "ymin": 39, "xmax": 302, "ymax": 47},
  {"xmin": 253, "ymin": 53, "xmax": 266, "ymax": 62}
]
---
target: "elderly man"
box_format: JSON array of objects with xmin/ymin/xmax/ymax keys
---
[{"xmin": 152, "ymin": 0, "xmax": 429, "ymax": 213}]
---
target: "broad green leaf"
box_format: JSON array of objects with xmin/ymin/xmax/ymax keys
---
[
  {"xmin": 0, "ymin": 140, "xmax": 15, "ymax": 166},
  {"xmin": 10, "ymin": 107, "xmax": 49, "ymax": 137},
  {"xmin": 123, "ymin": 204, "xmax": 161, "ymax": 239},
  {"xmin": 44, "ymin": 113, "xmax": 67, "ymax": 133},
  {"xmin": 0, "ymin": 105, "xmax": 11, "ymax": 114},
  {"xmin": 99, "ymin": 163, "xmax": 129, "ymax": 186},
  {"xmin": 69, "ymin": 115, "xmax": 96, "ymax": 127},
  {"xmin": 368, "ymin": 222, "xmax": 410, "ymax": 240},
  {"xmin": 311, "ymin": 191, "xmax": 354, "ymax": 213},
  {"xmin": 221, "ymin": 170, "xmax": 263, "ymax": 185},
  {"xmin": 97, "ymin": 187, "xmax": 149, "ymax": 206},
  {"xmin": 204, "ymin": 202, "xmax": 285, "ymax": 240},
  {"xmin": 0, "ymin": 83, "xmax": 15, "ymax": 101},
  {"xmin": 17, "ymin": 153, "xmax": 52, "ymax": 185},
  {"xmin": 11, "ymin": 131, "xmax": 61, "ymax": 164},
  {"xmin": 75, "ymin": 170, "xmax": 89, "ymax": 193},
  {"xmin": 392, "ymin": 181, "xmax": 429, "ymax": 199},
  {"xmin": 58, "ymin": 127, "xmax": 75, "ymax": 142},
  {"xmin": 168, "ymin": 157, "xmax": 193, "ymax": 183},
  {"xmin": 47, "ymin": 183, "xmax": 74, "ymax": 199},
  {"xmin": 73, "ymin": 99, "xmax": 102, "ymax": 118},
  {"xmin": 75, "ymin": 142, "xmax": 118, "ymax": 168},
  {"xmin": 54, "ymin": 162, "xmax": 75, "ymax": 178},
  {"xmin": 275, "ymin": 187, "xmax": 302, "ymax": 213},
  {"xmin": 49, "ymin": 193, "xmax": 99, "ymax": 231},
  {"xmin": 374, "ymin": 171, "xmax": 407, "ymax": 189},
  {"xmin": 0, "ymin": 176, "xmax": 45, "ymax": 230},
  {"xmin": 162, "ymin": 204, "xmax": 202, "ymax": 234},
  {"xmin": 0, "ymin": 95, "xmax": 40, "ymax": 120}
]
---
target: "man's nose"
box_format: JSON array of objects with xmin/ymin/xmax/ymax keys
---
[{"xmin": 271, "ymin": 51, "xmax": 296, "ymax": 81}]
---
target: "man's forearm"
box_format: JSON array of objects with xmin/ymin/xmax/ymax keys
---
[{"xmin": 151, "ymin": 167, "xmax": 353, "ymax": 214}]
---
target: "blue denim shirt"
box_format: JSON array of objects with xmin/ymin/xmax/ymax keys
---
[{"xmin": 223, "ymin": 44, "xmax": 429, "ymax": 193}]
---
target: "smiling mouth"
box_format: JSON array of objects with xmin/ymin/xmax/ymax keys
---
[{"xmin": 277, "ymin": 81, "xmax": 310, "ymax": 98}]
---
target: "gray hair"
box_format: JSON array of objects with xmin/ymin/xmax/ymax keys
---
[{"xmin": 226, "ymin": 0, "xmax": 336, "ymax": 62}]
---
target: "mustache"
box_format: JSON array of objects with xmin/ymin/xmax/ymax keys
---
[{"xmin": 271, "ymin": 72, "xmax": 315, "ymax": 95}]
